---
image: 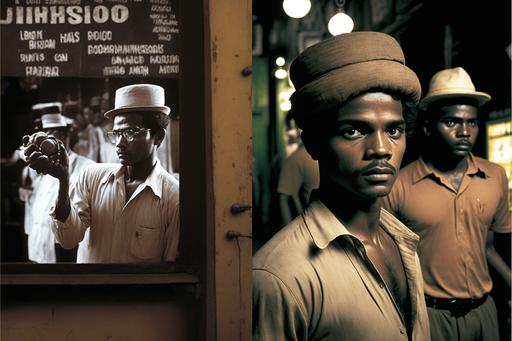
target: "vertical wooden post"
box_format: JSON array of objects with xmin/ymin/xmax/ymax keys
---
[{"xmin": 207, "ymin": 1, "xmax": 253, "ymax": 340}]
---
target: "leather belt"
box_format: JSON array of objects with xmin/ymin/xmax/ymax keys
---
[{"xmin": 425, "ymin": 294, "xmax": 488, "ymax": 317}]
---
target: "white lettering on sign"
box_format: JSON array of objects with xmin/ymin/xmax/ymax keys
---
[
  {"xmin": 54, "ymin": 53, "xmax": 68, "ymax": 62},
  {"xmin": 60, "ymin": 32, "xmax": 80, "ymax": 43},
  {"xmin": 87, "ymin": 30, "xmax": 112, "ymax": 41},
  {"xmin": 149, "ymin": 54, "xmax": 179, "ymax": 64},
  {"xmin": 25, "ymin": 65, "xmax": 59, "ymax": 77},
  {"xmin": 19, "ymin": 30, "xmax": 43, "ymax": 40},
  {"xmin": 103, "ymin": 66, "xmax": 125, "ymax": 76},
  {"xmin": 128, "ymin": 65, "xmax": 149, "ymax": 76},
  {"xmin": 87, "ymin": 44, "xmax": 164, "ymax": 55},
  {"xmin": 111, "ymin": 56, "xmax": 145, "ymax": 65},
  {"xmin": 28, "ymin": 39, "xmax": 56, "ymax": 49},
  {"xmin": 158, "ymin": 65, "xmax": 179, "ymax": 74},
  {"xmin": 19, "ymin": 53, "xmax": 45, "ymax": 62},
  {"xmin": 0, "ymin": 5, "xmax": 129, "ymax": 25}
]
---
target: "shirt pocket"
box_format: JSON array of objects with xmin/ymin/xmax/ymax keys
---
[{"xmin": 130, "ymin": 225, "xmax": 162, "ymax": 260}]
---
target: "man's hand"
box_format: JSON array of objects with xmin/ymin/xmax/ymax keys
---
[{"xmin": 22, "ymin": 132, "xmax": 69, "ymax": 179}]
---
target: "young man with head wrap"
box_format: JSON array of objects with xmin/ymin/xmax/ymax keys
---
[{"xmin": 253, "ymin": 32, "xmax": 430, "ymax": 341}]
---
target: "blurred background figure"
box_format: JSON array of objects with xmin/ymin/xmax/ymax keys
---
[
  {"xmin": 276, "ymin": 114, "xmax": 319, "ymax": 226},
  {"xmin": 72, "ymin": 95, "xmax": 118, "ymax": 163},
  {"xmin": 1, "ymin": 105, "xmax": 44, "ymax": 261},
  {"xmin": 25, "ymin": 105, "xmax": 94, "ymax": 263}
]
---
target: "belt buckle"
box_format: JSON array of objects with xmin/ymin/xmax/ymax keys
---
[{"xmin": 449, "ymin": 299, "xmax": 472, "ymax": 318}]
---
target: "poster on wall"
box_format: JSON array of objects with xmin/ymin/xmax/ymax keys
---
[
  {"xmin": 1, "ymin": 0, "xmax": 180, "ymax": 78},
  {"xmin": 487, "ymin": 119, "xmax": 512, "ymax": 209},
  {"xmin": 487, "ymin": 119, "xmax": 512, "ymax": 181},
  {"xmin": 0, "ymin": 0, "xmax": 181, "ymax": 263}
]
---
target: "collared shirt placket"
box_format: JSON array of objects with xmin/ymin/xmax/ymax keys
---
[{"xmin": 348, "ymin": 238, "xmax": 409, "ymax": 339}]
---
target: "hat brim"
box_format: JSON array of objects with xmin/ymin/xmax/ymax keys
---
[
  {"xmin": 42, "ymin": 123, "xmax": 68, "ymax": 129},
  {"xmin": 291, "ymin": 59, "xmax": 421, "ymax": 129},
  {"xmin": 419, "ymin": 91, "xmax": 491, "ymax": 110},
  {"xmin": 104, "ymin": 106, "xmax": 171, "ymax": 120}
]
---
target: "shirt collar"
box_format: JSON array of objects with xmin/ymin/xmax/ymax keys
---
[
  {"xmin": 98, "ymin": 160, "xmax": 165, "ymax": 199},
  {"xmin": 412, "ymin": 153, "xmax": 488, "ymax": 184},
  {"xmin": 143, "ymin": 160, "xmax": 164, "ymax": 199},
  {"xmin": 303, "ymin": 199, "xmax": 419, "ymax": 250}
]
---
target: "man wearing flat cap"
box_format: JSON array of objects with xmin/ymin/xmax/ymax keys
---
[
  {"xmin": 25, "ymin": 106, "xmax": 94, "ymax": 263},
  {"xmin": 253, "ymin": 32, "xmax": 430, "ymax": 340},
  {"xmin": 384, "ymin": 67, "xmax": 511, "ymax": 341},
  {"xmin": 24, "ymin": 84, "xmax": 180, "ymax": 263}
]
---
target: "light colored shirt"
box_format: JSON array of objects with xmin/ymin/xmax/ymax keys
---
[
  {"xmin": 253, "ymin": 200, "xmax": 430, "ymax": 341},
  {"xmin": 383, "ymin": 155, "xmax": 511, "ymax": 299},
  {"xmin": 28, "ymin": 152, "xmax": 94, "ymax": 263},
  {"xmin": 19, "ymin": 166, "xmax": 42, "ymax": 236},
  {"xmin": 277, "ymin": 146, "xmax": 319, "ymax": 205},
  {"xmin": 51, "ymin": 161, "xmax": 180, "ymax": 263}
]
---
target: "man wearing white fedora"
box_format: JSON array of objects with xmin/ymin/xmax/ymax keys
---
[
  {"xmin": 25, "ymin": 105, "xmax": 94, "ymax": 263},
  {"xmin": 24, "ymin": 84, "xmax": 180, "ymax": 263},
  {"xmin": 384, "ymin": 67, "xmax": 511, "ymax": 340}
]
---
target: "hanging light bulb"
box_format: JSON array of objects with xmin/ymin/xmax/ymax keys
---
[
  {"xmin": 328, "ymin": 0, "xmax": 354, "ymax": 36},
  {"xmin": 282, "ymin": 0, "xmax": 311, "ymax": 19},
  {"xmin": 275, "ymin": 67, "xmax": 288, "ymax": 79}
]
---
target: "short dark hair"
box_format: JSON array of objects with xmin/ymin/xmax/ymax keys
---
[
  {"xmin": 425, "ymin": 97, "xmax": 479, "ymax": 115},
  {"xmin": 140, "ymin": 111, "xmax": 170, "ymax": 136}
]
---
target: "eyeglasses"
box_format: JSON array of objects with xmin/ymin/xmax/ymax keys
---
[{"xmin": 106, "ymin": 128, "xmax": 150, "ymax": 144}]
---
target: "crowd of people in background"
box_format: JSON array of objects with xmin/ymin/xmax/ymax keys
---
[{"xmin": 2, "ymin": 86, "xmax": 179, "ymax": 264}]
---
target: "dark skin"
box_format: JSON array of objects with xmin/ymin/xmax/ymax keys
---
[
  {"xmin": 423, "ymin": 103, "xmax": 479, "ymax": 191},
  {"xmin": 24, "ymin": 112, "xmax": 164, "ymax": 220},
  {"xmin": 423, "ymin": 101, "xmax": 511, "ymax": 289},
  {"xmin": 303, "ymin": 92, "xmax": 411, "ymax": 332}
]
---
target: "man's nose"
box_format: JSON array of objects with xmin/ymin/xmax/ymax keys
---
[
  {"xmin": 457, "ymin": 123, "xmax": 470, "ymax": 137},
  {"xmin": 115, "ymin": 134, "xmax": 128, "ymax": 147},
  {"xmin": 366, "ymin": 131, "xmax": 392, "ymax": 159}
]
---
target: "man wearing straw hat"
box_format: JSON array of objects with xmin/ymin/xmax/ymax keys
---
[
  {"xmin": 24, "ymin": 84, "xmax": 180, "ymax": 263},
  {"xmin": 253, "ymin": 32, "xmax": 430, "ymax": 340},
  {"xmin": 25, "ymin": 103, "xmax": 94, "ymax": 263},
  {"xmin": 384, "ymin": 67, "xmax": 511, "ymax": 340}
]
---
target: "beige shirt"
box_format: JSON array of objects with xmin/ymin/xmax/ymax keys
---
[
  {"xmin": 51, "ymin": 161, "xmax": 180, "ymax": 263},
  {"xmin": 253, "ymin": 200, "xmax": 430, "ymax": 341},
  {"xmin": 384, "ymin": 155, "xmax": 511, "ymax": 299},
  {"xmin": 277, "ymin": 146, "xmax": 320, "ymax": 205}
]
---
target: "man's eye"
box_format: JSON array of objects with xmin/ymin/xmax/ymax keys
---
[
  {"xmin": 340, "ymin": 128, "xmax": 363, "ymax": 139},
  {"xmin": 468, "ymin": 120, "xmax": 478, "ymax": 127},
  {"xmin": 444, "ymin": 120, "xmax": 456, "ymax": 127},
  {"xmin": 387, "ymin": 127, "xmax": 404, "ymax": 138}
]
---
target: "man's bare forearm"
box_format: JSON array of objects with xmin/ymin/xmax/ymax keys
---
[{"xmin": 54, "ymin": 174, "xmax": 71, "ymax": 222}]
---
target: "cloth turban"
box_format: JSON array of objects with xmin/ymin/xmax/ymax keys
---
[{"xmin": 289, "ymin": 31, "xmax": 421, "ymax": 129}]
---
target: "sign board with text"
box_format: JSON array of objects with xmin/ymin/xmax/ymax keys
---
[{"xmin": 1, "ymin": 0, "xmax": 180, "ymax": 78}]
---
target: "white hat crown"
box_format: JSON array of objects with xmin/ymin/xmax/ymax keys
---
[
  {"xmin": 41, "ymin": 113, "xmax": 69, "ymax": 129},
  {"xmin": 104, "ymin": 84, "xmax": 171, "ymax": 120},
  {"xmin": 420, "ymin": 67, "xmax": 491, "ymax": 110}
]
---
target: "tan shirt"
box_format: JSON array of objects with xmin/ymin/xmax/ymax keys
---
[
  {"xmin": 277, "ymin": 146, "xmax": 320, "ymax": 205},
  {"xmin": 51, "ymin": 161, "xmax": 180, "ymax": 263},
  {"xmin": 384, "ymin": 155, "xmax": 511, "ymax": 299},
  {"xmin": 253, "ymin": 200, "xmax": 430, "ymax": 341}
]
